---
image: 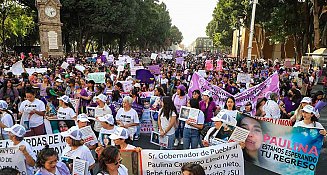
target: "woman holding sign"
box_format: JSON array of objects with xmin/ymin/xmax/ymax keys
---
[
  {"xmin": 158, "ymin": 96, "xmax": 177, "ymax": 149},
  {"xmin": 183, "ymin": 99, "xmax": 204, "ymax": 149}
]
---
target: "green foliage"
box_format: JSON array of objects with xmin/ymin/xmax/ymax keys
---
[
  {"xmin": 169, "ymin": 25, "xmax": 183, "ymax": 45},
  {"xmin": 206, "ymin": 0, "xmax": 247, "ymax": 47},
  {"xmin": 0, "ymin": 0, "xmax": 35, "ymax": 50}
]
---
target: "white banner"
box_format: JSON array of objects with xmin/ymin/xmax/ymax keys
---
[
  {"xmin": 0, "ymin": 147, "xmax": 27, "ymax": 174},
  {"xmin": 141, "ymin": 143, "xmax": 244, "ymax": 175},
  {"xmin": 0, "ymin": 133, "xmax": 66, "ymax": 156}
]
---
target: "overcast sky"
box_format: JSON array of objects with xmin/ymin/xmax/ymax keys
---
[{"xmin": 160, "ymin": 0, "xmax": 217, "ymax": 46}]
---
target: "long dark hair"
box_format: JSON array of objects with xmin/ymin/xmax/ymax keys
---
[
  {"xmin": 224, "ymin": 96, "xmax": 236, "ymax": 110},
  {"xmin": 155, "ymin": 86, "xmax": 166, "ymax": 96},
  {"xmin": 2, "ymin": 79, "xmax": 14, "ymax": 92},
  {"xmin": 181, "ymin": 163, "xmax": 205, "ymax": 175},
  {"xmin": 160, "ymin": 96, "xmax": 177, "ymax": 120},
  {"xmin": 98, "ymin": 146, "xmax": 120, "ymax": 173},
  {"xmin": 36, "ymin": 145, "xmax": 58, "ymax": 168}
]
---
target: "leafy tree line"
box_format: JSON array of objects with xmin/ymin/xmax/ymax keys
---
[
  {"xmin": 206, "ymin": 0, "xmax": 327, "ymax": 59},
  {"xmin": 1, "ymin": 0, "xmax": 183, "ymax": 54}
]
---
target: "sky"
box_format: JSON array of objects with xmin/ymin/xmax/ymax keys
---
[{"xmin": 160, "ymin": 0, "xmax": 217, "ymax": 47}]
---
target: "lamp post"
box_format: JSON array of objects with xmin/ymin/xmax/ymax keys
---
[
  {"xmin": 247, "ymin": 0, "xmax": 258, "ymax": 71},
  {"xmin": 237, "ymin": 15, "xmax": 244, "ymax": 63}
]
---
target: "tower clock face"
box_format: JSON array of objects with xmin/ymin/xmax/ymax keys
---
[{"xmin": 45, "ymin": 6, "xmax": 56, "ymax": 18}]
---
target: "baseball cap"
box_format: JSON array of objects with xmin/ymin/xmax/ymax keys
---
[
  {"xmin": 177, "ymin": 85, "xmax": 186, "ymax": 91},
  {"xmin": 0, "ymin": 100, "xmax": 8, "ymax": 110},
  {"xmin": 60, "ymin": 127, "xmax": 83, "ymax": 140},
  {"xmin": 109, "ymin": 127, "xmax": 129, "ymax": 140},
  {"xmin": 98, "ymin": 114, "xmax": 115, "ymax": 125},
  {"xmin": 4, "ymin": 124, "xmax": 26, "ymax": 137},
  {"xmin": 95, "ymin": 94, "xmax": 107, "ymax": 103},
  {"xmin": 77, "ymin": 113, "xmax": 90, "ymax": 122},
  {"xmin": 202, "ymin": 90, "xmax": 212, "ymax": 98},
  {"xmin": 211, "ymin": 111, "xmax": 237, "ymax": 126},
  {"xmin": 301, "ymin": 97, "xmax": 312, "ymax": 104},
  {"xmin": 301, "ymin": 105, "xmax": 315, "ymax": 114},
  {"xmin": 58, "ymin": 95, "xmax": 70, "ymax": 103}
]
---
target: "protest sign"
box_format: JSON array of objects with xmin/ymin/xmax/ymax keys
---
[
  {"xmin": 75, "ymin": 64, "xmax": 86, "ymax": 72},
  {"xmin": 61, "ymin": 61, "xmax": 69, "ymax": 69},
  {"xmin": 188, "ymin": 72, "xmax": 279, "ymax": 109},
  {"xmin": 0, "ymin": 133, "xmax": 66, "ymax": 156},
  {"xmin": 108, "ymin": 54, "xmax": 114, "ymax": 62},
  {"xmin": 175, "ymin": 57, "xmax": 184, "ymax": 65},
  {"xmin": 67, "ymin": 57, "xmax": 75, "ymax": 64},
  {"xmin": 197, "ymin": 70, "xmax": 207, "ymax": 78},
  {"xmin": 236, "ymin": 114, "xmax": 324, "ymax": 175},
  {"xmin": 118, "ymin": 81, "xmax": 133, "ymax": 92},
  {"xmin": 205, "ymin": 60, "xmax": 213, "ymax": 71},
  {"xmin": 255, "ymin": 117, "xmax": 293, "ymax": 126},
  {"xmin": 72, "ymin": 158, "xmax": 88, "ymax": 175},
  {"xmin": 80, "ymin": 126, "xmax": 97, "ymax": 144},
  {"xmin": 49, "ymin": 119, "xmax": 76, "ymax": 134},
  {"xmin": 10, "ymin": 61, "xmax": 24, "ymax": 75},
  {"xmin": 210, "ymin": 123, "xmax": 249, "ymax": 145},
  {"xmin": 216, "ymin": 60, "xmax": 223, "ymax": 71},
  {"xmin": 70, "ymin": 98, "xmax": 80, "ymax": 113},
  {"xmin": 148, "ymin": 65, "xmax": 160, "ymax": 75},
  {"xmin": 179, "ymin": 106, "xmax": 200, "ymax": 122},
  {"xmin": 87, "ymin": 72, "xmax": 105, "ymax": 84},
  {"xmin": 150, "ymin": 131, "xmax": 168, "ymax": 148},
  {"xmin": 121, "ymin": 150, "xmax": 141, "ymax": 175},
  {"xmin": 136, "ymin": 69, "xmax": 155, "ymax": 84},
  {"xmin": 141, "ymin": 142, "xmax": 244, "ymax": 175},
  {"xmin": 175, "ymin": 50, "xmax": 184, "ymax": 57},
  {"xmin": 131, "ymin": 66, "xmax": 144, "ymax": 75},
  {"xmin": 301, "ymin": 56, "xmax": 311, "ymax": 72},
  {"xmin": 237, "ymin": 73, "xmax": 251, "ymax": 83},
  {"xmin": 0, "ymin": 147, "xmax": 26, "ymax": 174},
  {"xmin": 86, "ymin": 107, "xmax": 96, "ymax": 118},
  {"xmin": 151, "ymin": 53, "xmax": 158, "ymax": 60}
]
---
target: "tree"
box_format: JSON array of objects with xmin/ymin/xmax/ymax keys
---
[
  {"xmin": 169, "ymin": 25, "xmax": 183, "ymax": 45},
  {"xmin": 0, "ymin": 0, "xmax": 35, "ymax": 52},
  {"xmin": 206, "ymin": 0, "xmax": 247, "ymax": 48}
]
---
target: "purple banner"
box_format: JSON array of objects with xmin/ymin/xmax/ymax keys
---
[
  {"xmin": 175, "ymin": 57, "xmax": 184, "ymax": 65},
  {"xmin": 188, "ymin": 72, "xmax": 280, "ymax": 108},
  {"xmin": 148, "ymin": 65, "xmax": 160, "ymax": 75}
]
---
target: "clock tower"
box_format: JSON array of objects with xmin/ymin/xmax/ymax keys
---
[{"xmin": 36, "ymin": 0, "xmax": 63, "ymax": 57}]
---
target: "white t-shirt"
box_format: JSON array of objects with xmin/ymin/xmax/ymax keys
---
[
  {"xmin": 184, "ymin": 110, "xmax": 205, "ymax": 130},
  {"xmin": 61, "ymin": 145, "xmax": 95, "ymax": 175},
  {"xmin": 1, "ymin": 112, "xmax": 14, "ymax": 138},
  {"xmin": 160, "ymin": 78, "xmax": 168, "ymax": 85},
  {"xmin": 124, "ymin": 144, "xmax": 136, "ymax": 150},
  {"xmin": 98, "ymin": 126, "xmax": 117, "ymax": 146},
  {"xmin": 19, "ymin": 99, "xmax": 46, "ymax": 128},
  {"xmin": 96, "ymin": 164, "xmax": 128, "ymax": 175},
  {"xmin": 158, "ymin": 109, "xmax": 177, "ymax": 135},
  {"xmin": 57, "ymin": 107, "xmax": 76, "ymax": 119},
  {"xmin": 8, "ymin": 140, "xmax": 36, "ymax": 175},
  {"xmin": 94, "ymin": 104, "xmax": 112, "ymax": 132},
  {"xmin": 293, "ymin": 121, "xmax": 325, "ymax": 130},
  {"xmin": 116, "ymin": 108, "xmax": 139, "ymax": 136}
]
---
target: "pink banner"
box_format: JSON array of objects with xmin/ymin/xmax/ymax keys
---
[
  {"xmin": 205, "ymin": 60, "xmax": 213, "ymax": 71},
  {"xmin": 216, "ymin": 60, "xmax": 223, "ymax": 71},
  {"xmin": 188, "ymin": 72, "xmax": 280, "ymax": 108}
]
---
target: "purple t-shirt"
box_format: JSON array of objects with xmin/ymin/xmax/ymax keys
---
[
  {"xmin": 173, "ymin": 94, "xmax": 188, "ymax": 114},
  {"xmin": 199, "ymin": 100, "xmax": 217, "ymax": 122}
]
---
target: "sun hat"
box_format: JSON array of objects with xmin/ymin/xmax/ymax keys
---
[
  {"xmin": 202, "ymin": 90, "xmax": 212, "ymax": 98},
  {"xmin": 77, "ymin": 113, "xmax": 90, "ymax": 122},
  {"xmin": 98, "ymin": 114, "xmax": 115, "ymax": 125},
  {"xmin": 60, "ymin": 127, "xmax": 83, "ymax": 140},
  {"xmin": 4, "ymin": 124, "xmax": 26, "ymax": 137},
  {"xmin": 109, "ymin": 127, "xmax": 129, "ymax": 140},
  {"xmin": 57, "ymin": 95, "xmax": 70, "ymax": 103}
]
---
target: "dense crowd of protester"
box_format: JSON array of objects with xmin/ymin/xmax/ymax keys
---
[{"xmin": 0, "ymin": 52, "xmax": 326, "ymax": 175}]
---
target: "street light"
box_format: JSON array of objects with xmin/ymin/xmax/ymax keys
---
[
  {"xmin": 237, "ymin": 15, "xmax": 244, "ymax": 63},
  {"xmin": 247, "ymin": 0, "xmax": 258, "ymax": 71}
]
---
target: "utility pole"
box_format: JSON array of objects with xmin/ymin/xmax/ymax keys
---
[{"xmin": 247, "ymin": 0, "xmax": 258, "ymax": 71}]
